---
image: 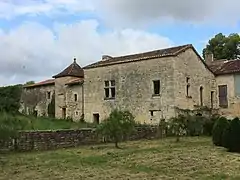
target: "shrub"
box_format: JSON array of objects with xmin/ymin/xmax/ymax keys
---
[
  {"xmin": 168, "ymin": 115, "xmax": 187, "ymax": 142},
  {"xmin": 223, "ymin": 117, "xmax": 240, "ymax": 152},
  {"xmin": 212, "ymin": 116, "xmax": 229, "ymax": 146},
  {"xmin": 96, "ymin": 109, "xmax": 136, "ymax": 148},
  {"xmin": 203, "ymin": 114, "xmax": 219, "ymax": 136},
  {"xmin": 186, "ymin": 115, "xmax": 204, "ymax": 136}
]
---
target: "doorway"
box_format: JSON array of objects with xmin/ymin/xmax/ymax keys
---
[
  {"xmin": 93, "ymin": 113, "xmax": 100, "ymax": 124},
  {"xmin": 62, "ymin": 108, "xmax": 66, "ymax": 119}
]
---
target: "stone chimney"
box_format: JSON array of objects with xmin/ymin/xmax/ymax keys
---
[
  {"xmin": 205, "ymin": 52, "xmax": 214, "ymax": 65},
  {"xmin": 102, "ymin": 55, "xmax": 112, "ymax": 61}
]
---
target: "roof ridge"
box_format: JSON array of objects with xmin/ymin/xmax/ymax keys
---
[
  {"xmin": 110, "ymin": 44, "xmax": 191, "ymax": 59},
  {"xmin": 83, "ymin": 44, "xmax": 193, "ymax": 69}
]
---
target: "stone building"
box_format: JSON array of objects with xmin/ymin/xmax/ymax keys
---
[
  {"xmin": 20, "ymin": 44, "xmax": 240, "ymax": 124},
  {"xmin": 206, "ymin": 55, "xmax": 240, "ymax": 119}
]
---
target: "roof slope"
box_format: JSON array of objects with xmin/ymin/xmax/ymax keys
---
[
  {"xmin": 83, "ymin": 44, "xmax": 193, "ymax": 69},
  {"xmin": 65, "ymin": 78, "xmax": 84, "ymax": 86},
  {"xmin": 24, "ymin": 79, "xmax": 55, "ymax": 88},
  {"xmin": 208, "ymin": 59, "xmax": 240, "ymax": 75},
  {"xmin": 53, "ymin": 58, "xmax": 84, "ymax": 78}
]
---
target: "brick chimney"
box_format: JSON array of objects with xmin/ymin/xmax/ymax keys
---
[{"xmin": 205, "ymin": 52, "xmax": 214, "ymax": 65}]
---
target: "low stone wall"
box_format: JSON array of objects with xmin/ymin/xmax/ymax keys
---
[{"xmin": 2, "ymin": 126, "xmax": 159, "ymax": 152}]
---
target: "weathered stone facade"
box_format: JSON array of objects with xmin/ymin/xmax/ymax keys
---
[{"xmin": 21, "ymin": 44, "xmax": 240, "ymax": 124}]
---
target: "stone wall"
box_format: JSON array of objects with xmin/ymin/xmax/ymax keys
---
[
  {"xmin": 83, "ymin": 56, "xmax": 176, "ymax": 124},
  {"xmin": 216, "ymin": 74, "xmax": 240, "ymax": 119},
  {"xmin": 2, "ymin": 126, "xmax": 159, "ymax": 152},
  {"xmin": 173, "ymin": 48, "xmax": 217, "ymax": 111},
  {"xmin": 20, "ymin": 84, "xmax": 55, "ymax": 116}
]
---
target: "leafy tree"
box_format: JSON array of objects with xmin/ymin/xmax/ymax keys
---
[
  {"xmin": 203, "ymin": 33, "xmax": 240, "ymax": 60},
  {"xmin": 0, "ymin": 85, "xmax": 23, "ymax": 113},
  {"xmin": 168, "ymin": 115, "xmax": 187, "ymax": 142},
  {"xmin": 212, "ymin": 117, "xmax": 229, "ymax": 147},
  {"xmin": 25, "ymin": 81, "xmax": 35, "ymax": 85},
  {"xmin": 96, "ymin": 109, "xmax": 136, "ymax": 148}
]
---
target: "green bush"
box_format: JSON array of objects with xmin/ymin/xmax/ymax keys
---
[
  {"xmin": 222, "ymin": 117, "xmax": 240, "ymax": 152},
  {"xmin": 212, "ymin": 116, "xmax": 229, "ymax": 147},
  {"xmin": 203, "ymin": 115, "xmax": 219, "ymax": 136},
  {"xmin": 186, "ymin": 115, "xmax": 204, "ymax": 136},
  {"xmin": 96, "ymin": 109, "xmax": 136, "ymax": 148}
]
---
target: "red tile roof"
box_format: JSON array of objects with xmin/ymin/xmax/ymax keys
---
[
  {"xmin": 53, "ymin": 58, "xmax": 84, "ymax": 78},
  {"xmin": 24, "ymin": 79, "xmax": 55, "ymax": 88},
  {"xmin": 83, "ymin": 44, "xmax": 194, "ymax": 69},
  {"xmin": 208, "ymin": 59, "xmax": 240, "ymax": 75},
  {"xmin": 65, "ymin": 78, "xmax": 84, "ymax": 86}
]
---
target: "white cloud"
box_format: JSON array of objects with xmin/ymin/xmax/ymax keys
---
[
  {"xmin": 0, "ymin": 20, "xmax": 173, "ymax": 86},
  {"xmin": 96, "ymin": 0, "xmax": 240, "ymax": 27},
  {"xmin": 0, "ymin": 0, "xmax": 94, "ymax": 19}
]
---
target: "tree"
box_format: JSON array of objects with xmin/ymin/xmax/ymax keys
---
[
  {"xmin": 0, "ymin": 85, "xmax": 23, "ymax": 113},
  {"xmin": 203, "ymin": 33, "xmax": 240, "ymax": 60},
  {"xmin": 96, "ymin": 109, "xmax": 136, "ymax": 148},
  {"xmin": 168, "ymin": 115, "xmax": 187, "ymax": 142},
  {"xmin": 212, "ymin": 117, "xmax": 229, "ymax": 147},
  {"xmin": 25, "ymin": 81, "xmax": 35, "ymax": 85}
]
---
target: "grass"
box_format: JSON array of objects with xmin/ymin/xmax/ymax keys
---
[
  {"xmin": 1, "ymin": 137, "xmax": 240, "ymax": 180},
  {"xmin": 0, "ymin": 112, "xmax": 95, "ymax": 131}
]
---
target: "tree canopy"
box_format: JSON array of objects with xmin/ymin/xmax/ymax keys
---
[
  {"xmin": 203, "ymin": 33, "xmax": 240, "ymax": 60},
  {"xmin": 0, "ymin": 85, "xmax": 23, "ymax": 113}
]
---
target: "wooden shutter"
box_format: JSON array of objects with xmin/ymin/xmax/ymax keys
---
[{"xmin": 218, "ymin": 85, "xmax": 228, "ymax": 108}]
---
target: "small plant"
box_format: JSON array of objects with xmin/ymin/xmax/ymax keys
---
[
  {"xmin": 168, "ymin": 115, "xmax": 187, "ymax": 142},
  {"xmin": 212, "ymin": 116, "xmax": 229, "ymax": 147},
  {"xmin": 96, "ymin": 109, "xmax": 136, "ymax": 148}
]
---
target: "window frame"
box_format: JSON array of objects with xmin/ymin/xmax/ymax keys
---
[
  {"xmin": 218, "ymin": 85, "xmax": 228, "ymax": 108},
  {"xmin": 152, "ymin": 80, "xmax": 160, "ymax": 96},
  {"xmin": 104, "ymin": 80, "xmax": 116, "ymax": 100}
]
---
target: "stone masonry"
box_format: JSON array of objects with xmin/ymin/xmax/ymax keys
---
[{"xmin": 20, "ymin": 44, "xmax": 240, "ymax": 124}]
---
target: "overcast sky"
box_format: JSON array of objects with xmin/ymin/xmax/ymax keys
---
[{"xmin": 0, "ymin": 0, "xmax": 240, "ymax": 86}]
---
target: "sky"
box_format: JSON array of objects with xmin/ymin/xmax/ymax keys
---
[{"xmin": 0, "ymin": 0, "xmax": 240, "ymax": 86}]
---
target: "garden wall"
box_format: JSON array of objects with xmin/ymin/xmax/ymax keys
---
[{"xmin": 2, "ymin": 126, "xmax": 159, "ymax": 152}]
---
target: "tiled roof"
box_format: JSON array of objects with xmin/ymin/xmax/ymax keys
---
[
  {"xmin": 53, "ymin": 58, "xmax": 84, "ymax": 78},
  {"xmin": 83, "ymin": 44, "xmax": 193, "ymax": 69},
  {"xmin": 208, "ymin": 59, "xmax": 240, "ymax": 75},
  {"xmin": 24, "ymin": 79, "xmax": 55, "ymax": 88},
  {"xmin": 65, "ymin": 78, "xmax": 84, "ymax": 86}
]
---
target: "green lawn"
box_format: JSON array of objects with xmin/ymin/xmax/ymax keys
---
[
  {"xmin": 1, "ymin": 137, "xmax": 240, "ymax": 180},
  {"xmin": 0, "ymin": 112, "xmax": 94, "ymax": 130}
]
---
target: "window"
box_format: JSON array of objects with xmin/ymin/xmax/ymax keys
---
[
  {"xmin": 93, "ymin": 113, "xmax": 100, "ymax": 124},
  {"xmin": 74, "ymin": 94, "xmax": 78, "ymax": 102},
  {"xmin": 200, "ymin": 86, "xmax": 203, "ymax": 106},
  {"xmin": 150, "ymin": 111, "xmax": 154, "ymax": 117},
  {"xmin": 153, "ymin": 80, "xmax": 160, "ymax": 95},
  {"xmin": 211, "ymin": 91, "xmax": 214, "ymax": 108},
  {"xmin": 104, "ymin": 80, "xmax": 116, "ymax": 99},
  {"xmin": 218, "ymin": 85, "xmax": 228, "ymax": 108},
  {"xmin": 186, "ymin": 77, "xmax": 190, "ymax": 97},
  {"xmin": 47, "ymin": 91, "xmax": 51, "ymax": 99}
]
